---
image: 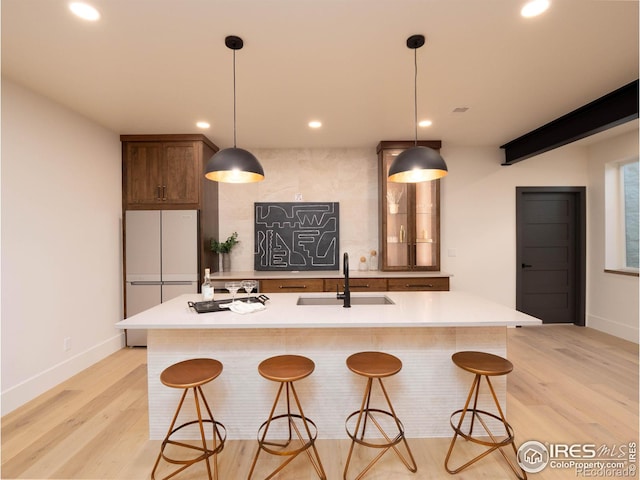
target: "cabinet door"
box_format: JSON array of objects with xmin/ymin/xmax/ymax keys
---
[
  {"xmin": 163, "ymin": 143, "xmax": 200, "ymax": 204},
  {"xmin": 260, "ymin": 279, "xmax": 324, "ymax": 293},
  {"xmin": 378, "ymin": 141, "xmax": 441, "ymax": 271},
  {"xmin": 413, "ymin": 179, "xmax": 440, "ymax": 269},
  {"xmin": 387, "ymin": 277, "xmax": 449, "ymax": 291},
  {"xmin": 383, "ymin": 166, "xmax": 410, "ymax": 269},
  {"xmin": 323, "ymin": 278, "xmax": 388, "ymax": 292},
  {"xmin": 125, "ymin": 143, "xmax": 164, "ymax": 205}
]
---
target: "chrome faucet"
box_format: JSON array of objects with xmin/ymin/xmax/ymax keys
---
[{"xmin": 337, "ymin": 252, "xmax": 351, "ymax": 308}]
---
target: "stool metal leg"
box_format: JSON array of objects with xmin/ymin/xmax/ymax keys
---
[
  {"xmin": 152, "ymin": 386, "xmax": 226, "ymax": 480},
  {"xmin": 359, "ymin": 378, "xmax": 373, "ymax": 441},
  {"xmin": 445, "ymin": 374, "xmax": 526, "ymax": 480},
  {"xmin": 247, "ymin": 381, "xmax": 326, "ymax": 480},
  {"xmin": 247, "ymin": 382, "xmax": 283, "ymax": 480},
  {"xmin": 152, "ymin": 388, "xmax": 189, "ymax": 480},
  {"xmin": 344, "ymin": 377, "xmax": 417, "ymax": 480},
  {"xmin": 193, "ymin": 386, "xmax": 214, "ymax": 480},
  {"xmin": 484, "ymin": 376, "xmax": 527, "ymax": 479},
  {"xmin": 197, "ymin": 386, "xmax": 226, "ymax": 480},
  {"xmin": 343, "ymin": 378, "xmax": 372, "ymax": 479},
  {"xmin": 290, "ymin": 381, "xmax": 326, "ymax": 480}
]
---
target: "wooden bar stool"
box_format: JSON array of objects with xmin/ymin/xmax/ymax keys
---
[
  {"xmin": 343, "ymin": 351, "xmax": 417, "ymax": 480},
  {"xmin": 247, "ymin": 354, "xmax": 326, "ymax": 480},
  {"xmin": 151, "ymin": 358, "xmax": 226, "ymax": 480},
  {"xmin": 444, "ymin": 351, "xmax": 526, "ymax": 480}
]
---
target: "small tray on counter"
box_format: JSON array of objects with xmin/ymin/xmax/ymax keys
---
[{"xmin": 188, "ymin": 295, "xmax": 269, "ymax": 314}]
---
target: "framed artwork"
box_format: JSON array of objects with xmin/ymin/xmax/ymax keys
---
[{"xmin": 254, "ymin": 202, "xmax": 339, "ymax": 271}]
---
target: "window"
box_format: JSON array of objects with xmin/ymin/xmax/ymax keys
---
[
  {"xmin": 605, "ymin": 158, "xmax": 639, "ymax": 274},
  {"xmin": 622, "ymin": 162, "xmax": 639, "ymax": 268}
]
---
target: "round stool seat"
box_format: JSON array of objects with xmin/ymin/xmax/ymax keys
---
[
  {"xmin": 347, "ymin": 351, "xmax": 402, "ymax": 378},
  {"xmin": 258, "ymin": 354, "xmax": 314, "ymax": 382},
  {"xmin": 452, "ymin": 351, "xmax": 513, "ymax": 376},
  {"xmin": 160, "ymin": 358, "xmax": 223, "ymax": 389}
]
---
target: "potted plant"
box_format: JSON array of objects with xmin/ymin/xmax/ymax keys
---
[{"xmin": 210, "ymin": 232, "xmax": 239, "ymax": 272}]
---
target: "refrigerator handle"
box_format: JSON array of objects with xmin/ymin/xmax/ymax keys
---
[
  {"xmin": 162, "ymin": 281, "xmax": 194, "ymax": 286},
  {"xmin": 129, "ymin": 281, "xmax": 163, "ymax": 286}
]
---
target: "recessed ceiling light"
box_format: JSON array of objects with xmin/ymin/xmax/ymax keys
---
[
  {"xmin": 308, "ymin": 121, "xmax": 322, "ymax": 129},
  {"xmin": 69, "ymin": 2, "xmax": 101, "ymax": 21},
  {"xmin": 196, "ymin": 121, "xmax": 210, "ymax": 129},
  {"xmin": 418, "ymin": 120, "xmax": 433, "ymax": 128},
  {"xmin": 521, "ymin": 0, "xmax": 550, "ymax": 18}
]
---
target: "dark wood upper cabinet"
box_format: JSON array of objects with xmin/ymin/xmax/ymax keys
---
[
  {"xmin": 377, "ymin": 141, "xmax": 442, "ymax": 271},
  {"xmin": 123, "ymin": 137, "xmax": 207, "ymax": 207}
]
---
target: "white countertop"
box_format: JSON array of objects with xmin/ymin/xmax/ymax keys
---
[
  {"xmin": 208, "ymin": 270, "xmax": 452, "ymax": 279},
  {"xmin": 116, "ymin": 291, "xmax": 540, "ymax": 329}
]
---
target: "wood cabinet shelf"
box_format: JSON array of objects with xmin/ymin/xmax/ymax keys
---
[{"xmin": 377, "ymin": 140, "xmax": 442, "ymax": 271}]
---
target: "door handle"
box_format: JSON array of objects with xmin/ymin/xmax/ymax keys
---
[{"xmin": 521, "ymin": 263, "xmax": 533, "ymax": 269}]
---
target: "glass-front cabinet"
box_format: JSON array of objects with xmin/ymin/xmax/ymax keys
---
[{"xmin": 377, "ymin": 141, "xmax": 442, "ymax": 271}]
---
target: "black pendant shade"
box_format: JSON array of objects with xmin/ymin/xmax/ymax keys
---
[
  {"xmin": 205, "ymin": 147, "xmax": 264, "ymax": 183},
  {"xmin": 388, "ymin": 146, "xmax": 448, "ymax": 183},
  {"xmin": 205, "ymin": 35, "xmax": 264, "ymax": 183},
  {"xmin": 388, "ymin": 34, "xmax": 448, "ymax": 183}
]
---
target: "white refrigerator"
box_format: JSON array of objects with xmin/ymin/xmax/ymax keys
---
[{"xmin": 125, "ymin": 210, "xmax": 199, "ymax": 346}]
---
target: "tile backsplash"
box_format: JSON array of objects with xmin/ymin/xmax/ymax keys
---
[{"xmin": 218, "ymin": 147, "xmax": 379, "ymax": 272}]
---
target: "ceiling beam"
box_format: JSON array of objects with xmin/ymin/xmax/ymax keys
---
[{"xmin": 500, "ymin": 79, "xmax": 639, "ymax": 165}]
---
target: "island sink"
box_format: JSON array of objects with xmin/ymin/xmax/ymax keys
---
[{"xmin": 297, "ymin": 295, "xmax": 395, "ymax": 306}]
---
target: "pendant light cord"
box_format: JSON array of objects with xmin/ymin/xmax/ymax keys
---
[
  {"xmin": 233, "ymin": 48, "xmax": 237, "ymax": 148},
  {"xmin": 413, "ymin": 46, "xmax": 418, "ymax": 147}
]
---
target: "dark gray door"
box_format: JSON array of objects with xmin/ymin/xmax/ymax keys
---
[{"xmin": 516, "ymin": 187, "xmax": 586, "ymax": 325}]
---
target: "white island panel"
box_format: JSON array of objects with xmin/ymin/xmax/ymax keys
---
[{"xmin": 147, "ymin": 326, "xmax": 506, "ymax": 440}]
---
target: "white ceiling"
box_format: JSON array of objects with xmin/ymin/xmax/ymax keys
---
[{"xmin": 2, "ymin": 0, "xmax": 638, "ymax": 151}]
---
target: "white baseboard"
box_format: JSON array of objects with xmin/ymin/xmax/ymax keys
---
[
  {"xmin": 587, "ymin": 314, "xmax": 639, "ymax": 344},
  {"xmin": 1, "ymin": 333, "xmax": 125, "ymax": 415}
]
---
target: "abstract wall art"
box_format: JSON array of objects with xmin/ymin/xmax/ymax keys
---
[{"xmin": 254, "ymin": 202, "xmax": 339, "ymax": 270}]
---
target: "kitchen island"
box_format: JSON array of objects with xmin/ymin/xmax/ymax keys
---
[{"xmin": 115, "ymin": 290, "xmax": 540, "ymax": 440}]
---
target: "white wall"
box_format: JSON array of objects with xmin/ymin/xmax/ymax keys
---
[
  {"xmin": 440, "ymin": 144, "xmax": 589, "ymax": 306},
  {"xmin": 1, "ymin": 78, "xmax": 124, "ymax": 414},
  {"xmin": 586, "ymin": 130, "xmax": 639, "ymax": 342}
]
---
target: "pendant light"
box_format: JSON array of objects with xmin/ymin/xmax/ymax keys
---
[
  {"xmin": 205, "ymin": 36, "xmax": 264, "ymax": 183},
  {"xmin": 388, "ymin": 35, "xmax": 448, "ymax": 183}
]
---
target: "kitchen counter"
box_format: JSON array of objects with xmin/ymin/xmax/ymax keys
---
[
  {"xmin": 115, "ymin": 291, "xmax": 540, "ymax": 441},
  {"xmin": 116, "ymin": 290, "xmax": 538, "ymax": 330}
]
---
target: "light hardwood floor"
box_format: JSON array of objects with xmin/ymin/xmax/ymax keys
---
[{"xmin": 2, "ymin": 325, "xmax": 638, "ymax": 479}]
